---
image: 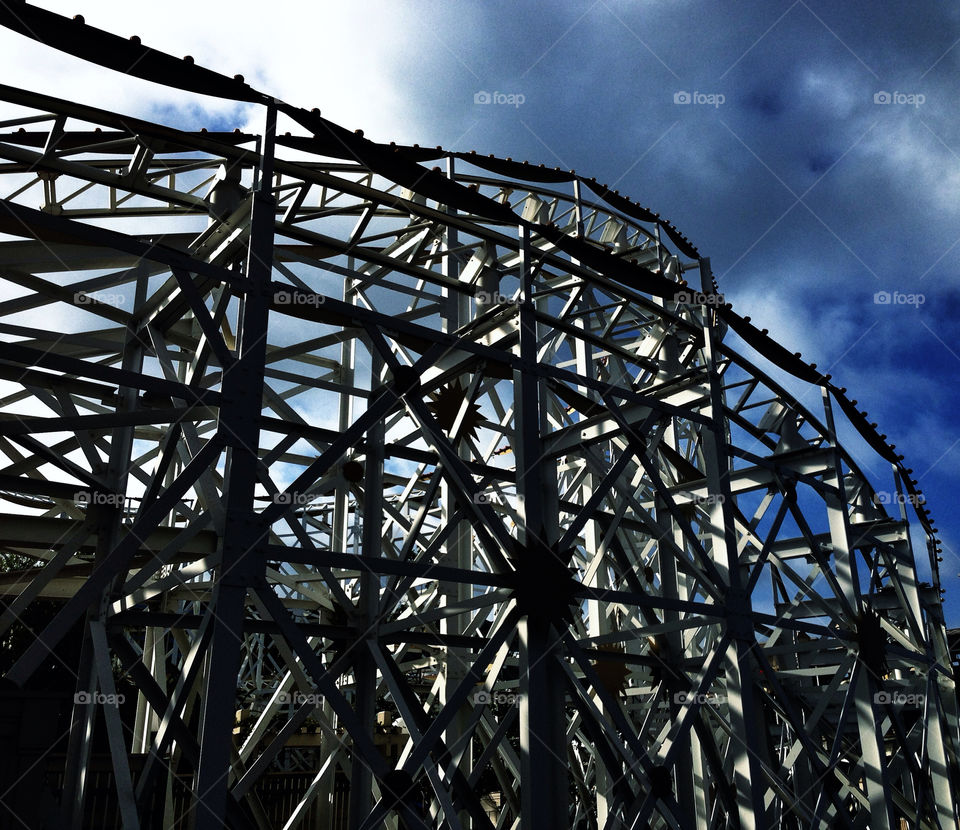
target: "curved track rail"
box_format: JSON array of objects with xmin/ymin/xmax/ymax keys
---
[{"xmin": 0, "ymin": 5, "xmax": 955, "ymax": 829}]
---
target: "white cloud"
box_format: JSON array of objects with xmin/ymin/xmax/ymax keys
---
[
  {"xmin": 798, "ymin": 65, "xmax": 866, "ymax": 119},
  {"xmin": 860, "ymin": 112, "xmax": 960, "ymax": 219},
  {"xmin": 1, "ymin": 1, "xmax": 436, "ymax": 142},
  {"xmin": 726, "ymin": 277, "xmax": 862, "ymax": 365}
]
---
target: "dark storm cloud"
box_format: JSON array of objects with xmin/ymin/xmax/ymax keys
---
[{"xmin": 399, "ymin": 0, "xmax": 960, "ymax": 618}]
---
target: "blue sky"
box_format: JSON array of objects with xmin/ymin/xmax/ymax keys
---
[{"xmin": 2, "ymin": 0, "xmax": 958, "ymax": 622}]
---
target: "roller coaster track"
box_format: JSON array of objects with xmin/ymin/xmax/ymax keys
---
[{"xmin": 0, "ymin": 4, "xmax": 955, "ymax": 829}]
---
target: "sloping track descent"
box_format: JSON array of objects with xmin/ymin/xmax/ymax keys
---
[{"xmin": 0, "ymin": 4, "xmax": 956, "ymax": 829}]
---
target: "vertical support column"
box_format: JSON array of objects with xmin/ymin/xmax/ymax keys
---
[
  {"xmin": 59, "ymin": 641, "xmax": 98, "ymax": 829},
  {"xmin": 575, "ymin": 314, "xmax": 611, "ymax": 825},
  {"xmin": 514, "ymin": 225, "xmax": 567, "ymax": 830},
  {"xmin": 887, "ymin": 459, "xmax": 958, "ymax": 827},
  {"xmin": 572, "ymin": 178, "xmax": 584, "ymax": 239},
  {"xmin": 697, "ymin": 258, "xmax": 768, "ymax": 829},
  {"xmin": 920, "ymin": 524, "xmax": 960, "ymax": 828},
  {"xmin": 656, "ymin": 418, "xmax": 707, "ymax": 827},
  {"xmin": 348, "ymin": 348, "xmax": 383, "ymax": 829},
  {"xmin": 924, "ymin": 648, "xmax": 960, "ymax": 829},
  {"xmin": 60, "ymin": 263, "xmax": 148, "ymax": 828},
  {"xmin": 852, "ymin": 669, "xmax": 894, "ymax": 830},
  {"xmin": 132, "ymin": 624, "xmax": 156, "ymax": 753},
  {"xmin": 820, "ymin": 389, "xmax": 893, "ymax": 830},
  {"xmin": 890, "ymin": 465, "xmax": 925, "ymax": 634},
  {"xmin": 324, "ymin": 257, "xmax": 357, "ymax": 830},
  {"xmin": 193, "ymin": 102, "xmax": 276, "ymax": 829},
  {"xmin": 438, "ymin": 155, "xmax": 473, "ymax": 828}
]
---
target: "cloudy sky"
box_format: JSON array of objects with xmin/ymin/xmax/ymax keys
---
[{"xmin": 2, "ymin": 0, "xmax": 958, "ymax": 622}]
